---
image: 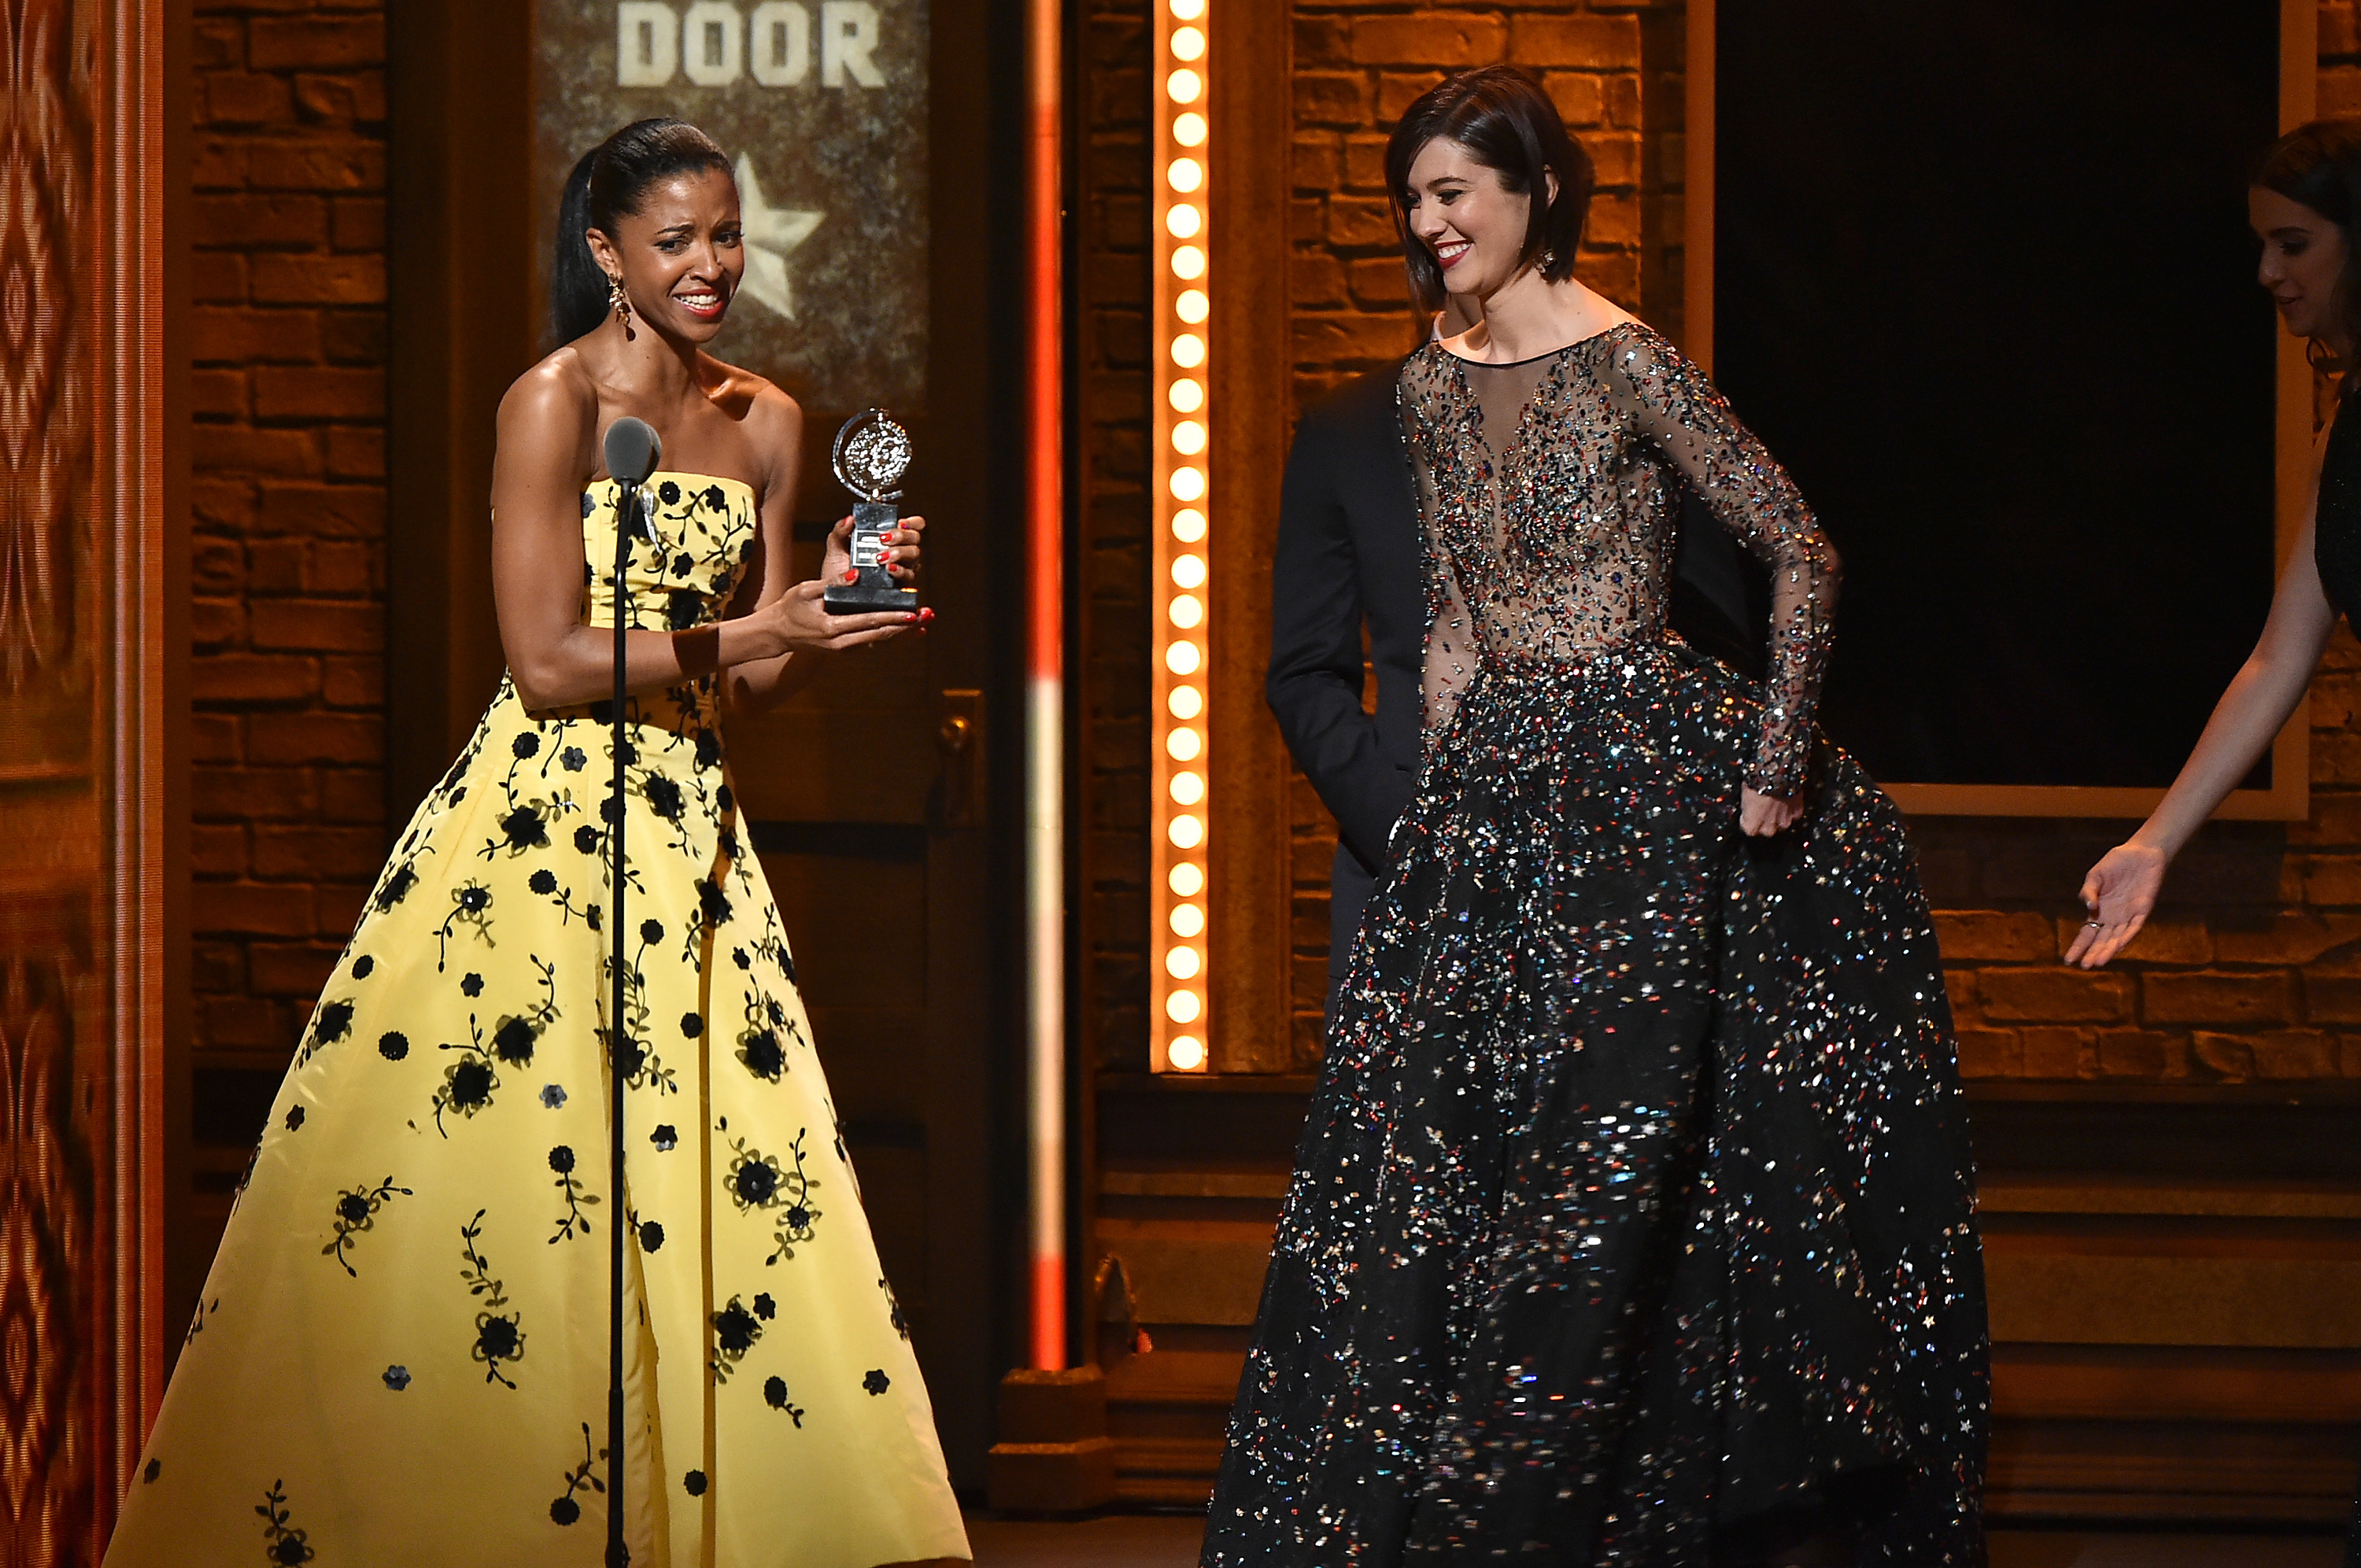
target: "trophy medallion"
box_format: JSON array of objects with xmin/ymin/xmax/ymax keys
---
[{"xmin": 823, "ymin": 408, "xmax": 919, "ymax": 615}]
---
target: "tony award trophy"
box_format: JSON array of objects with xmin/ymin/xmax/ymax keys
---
[{"xmin": 823, "ymin": 408, "xmax": 918, "ymax": 615}]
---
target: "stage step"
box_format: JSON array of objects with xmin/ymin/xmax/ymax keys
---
[{"xmin": 1089, "ymin": 1158, "xmax": 2361, "ymax": 1520}]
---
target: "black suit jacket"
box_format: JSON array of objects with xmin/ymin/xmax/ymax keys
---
[{"xmin": 1266, "ymin": 360, "xmax": 1768, "ymax": 880}]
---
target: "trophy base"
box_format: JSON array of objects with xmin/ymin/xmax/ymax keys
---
[{"xmin": 822, "ymin": 581, "xmax": 919, "ymax": 616}]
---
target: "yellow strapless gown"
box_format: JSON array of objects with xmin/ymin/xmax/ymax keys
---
[{"xmin": 105, "ymin": 475, "xmax": 970, "ymax": 1566}]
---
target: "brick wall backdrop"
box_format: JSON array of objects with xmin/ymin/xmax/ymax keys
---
[
  {"xmin": 1079, "ymin": 4, "xmax": 2361, "ymax": 1083},
  {"xmin": 187, "ymin": 0, "xmax": 387, "ymax": 1160}
]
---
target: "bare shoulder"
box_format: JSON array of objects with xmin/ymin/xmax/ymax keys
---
[{"xmin": 499, "ymin": 347, "xmax": 599, "ymax": 434}]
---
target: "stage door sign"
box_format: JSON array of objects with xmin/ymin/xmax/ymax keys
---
[{"xmin": 534, "ymin": 0, "xmax": 929, "ymax": 412}]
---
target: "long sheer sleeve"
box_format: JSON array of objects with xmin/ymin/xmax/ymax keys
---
[
  {"xmin": 1402, "ymin": 397, "xmax": 1477, "ymax": 749},
  {"xmin": 1604, "ymin": 335, "xmax": 1839, "ymax": 796}
]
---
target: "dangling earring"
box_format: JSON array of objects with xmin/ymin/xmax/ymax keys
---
[
  {"xmin": 607, "ymin": 275, "xmax": 631, "ymax": 327},
  {"xmin": 1540, "ymin": 246, "xmax": 1558, "ymax": 271}
]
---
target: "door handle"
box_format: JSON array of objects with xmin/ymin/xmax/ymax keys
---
[{"xmin": 932, "ymin": 690, "xmax": 984, "ymax": 830}]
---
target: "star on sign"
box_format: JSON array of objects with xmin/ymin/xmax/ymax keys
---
[{"xmin": 735, "ymin": 153, "xmax": 823, "ymax": 321}]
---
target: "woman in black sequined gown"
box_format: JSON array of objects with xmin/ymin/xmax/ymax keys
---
[
  {"xmin": 2070, "ymin": 118, "xmax": 2361, "ymax": 1567},
  {"xmin": 1203, "ymin": 70, "xmax": 1987, "ymax": 1567}
]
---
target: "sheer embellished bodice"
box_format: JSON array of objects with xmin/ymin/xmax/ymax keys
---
[{"xmin": 1400, "ymin": 323, "xmax": 1838, "ymax": 795}]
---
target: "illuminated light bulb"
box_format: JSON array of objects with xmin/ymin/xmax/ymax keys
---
[
  {"xmin": 1166, "ymin": 943, "xmax": 1202, "ymax": 980},
  {"xmin": 1166, "ymin": 989, "xmax": 1202, "ymax": 1024},
  {"xmin": 1171, "ymin": 552, "xmax": 1207, "ymax": 589},
  {"xmin": 1169, "ymin": 861, "xmax": 1204, "ymax": 897},
  {"xmin": 1169, "ymin": 0, "xmax": 1206, "ymax": 20},
  {"xmin": 1173, "ymin": 419, "xmax": 1206, "ymax": 456},
  {"xmin": 1166, "ymin": 68, "xmax": 1203, "ymax": 103},
  {"xmin": 1171, "ymin": 244, "xmax": 1206, "ymax": 280},
  {"xmin": 1172, "ymin": 332, "xmax": 1206, "ymax": 368},
  {"xmin": 1169, "ymin": 157, "xmax": 1203, "ymax": 194},
  {"xmin": 1169, "ymin": 902, "xmax": 1206, "ymax": 937},
  {"xmin": 1167, "ymin": 1035, "xmax": 1206, "ymax": 1072},
  {"xmin": 1169, "ymin": 769, "xmax": 1205, "ymax": 805},
  {"xmin": 1169, "ymin": 592, "xmax": 1203, "ymax": 629},
  {"xmin": 1171, "ymin": 24, "xmax": 1206, "ymax": 61},
  {"xmin": 1169, "ymin": 377, "xmax": 1204, "ymax": 413},
  {"xmin": 1174, "ymin": 111, "xmax": 1207, "ymax": 147},
  {"xmin": 1165, "ymin": 203, "xmax": 1203, "ymax": 240},
  {"xmin": 1165, "ymin": 639, "xmax": 1202, "ymax": 674},
  {"xmin": 1177, "ymin": 288, "xmax": 1209, "ymax": 324},
  {"xmin": 1169, "ymin": 814, "xmax": 1204, "ymax": 849},
  {"xmin": 1167, "ymin": 727, "xmax": 1203, "ymax": 762},
  {"xmin": 1173, "ymin": 507, "xmax": 1208, "ymax": 543},
  {"xmin": 1167, "ymin": 684, "xmax": 1203, "ymax": 719},
  {"xmin": 1169, "ymin": 464, "xmax": 1206, "ymax": 501}
]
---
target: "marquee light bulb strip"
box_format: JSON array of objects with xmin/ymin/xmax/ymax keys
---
[{"xmin": 1151, "ymin": 0, "xmax": 1210, "ymax": 1074}]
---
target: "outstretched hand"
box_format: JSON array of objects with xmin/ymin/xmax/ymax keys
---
[
  {"xmin": 769, "ymin": 580, "xmax": 926, "ymax": 652},
  {"xmin": 2064, "ymin": 841, "xmax": 2166, "ymax": 968},
  {"xmin": 1738, "ymin": 787, "xmax": 1800, "ymax": 837}
]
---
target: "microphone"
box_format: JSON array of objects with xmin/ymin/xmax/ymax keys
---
[{"xmin": 603, "ymin": 417, "xmax": 662, "ymax": 542}]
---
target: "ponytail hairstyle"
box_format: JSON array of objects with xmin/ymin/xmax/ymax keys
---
[
  {"xmin": 1384, "ymin": 67, "xmax": 1593, "ymax": 313},
  {"xmin": 551, "ymin": 117, "xmax": 734, "ymax": 344},
  {"xmin": 2253, "ymin": 116, "xmax": 2361, "ymax": 399}
]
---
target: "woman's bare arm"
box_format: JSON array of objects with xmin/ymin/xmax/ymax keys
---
[
  {"xmin": 490, "ymin": 361, "xmax": 914, "ymax": 711},
  {"xmin": 2068, "ymin": 499, "xmax": 2338, "ymax": 967}
]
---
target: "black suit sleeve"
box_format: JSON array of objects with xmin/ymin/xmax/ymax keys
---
[{"xmin": 1266, "ymin": 403, "xmax": 1415, "ymax": 873}]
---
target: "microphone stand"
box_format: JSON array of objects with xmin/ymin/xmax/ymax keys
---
[{"xmin": 606, "ymin": 474, "xmax": 638, "ymax": 1568}]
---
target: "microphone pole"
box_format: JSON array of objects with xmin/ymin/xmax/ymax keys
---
[{"xmin": 600, "ymin": 415, "xmax": 660, "ymax": 1568}]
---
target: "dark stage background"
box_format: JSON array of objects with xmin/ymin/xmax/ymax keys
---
[{"xmin": 1714, "ymin": 0, "xmax": 2283, "ymax": 789}]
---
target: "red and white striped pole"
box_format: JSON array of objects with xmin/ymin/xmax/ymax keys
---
[{"xmin": 1025, "ymin": 0, "xmax": 1067, "ymax": 1372}]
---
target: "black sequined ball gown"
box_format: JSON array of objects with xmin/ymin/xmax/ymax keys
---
[{"xmin": 1203, "ymin": 326, "xmax": 1989, "ymax": 1565}]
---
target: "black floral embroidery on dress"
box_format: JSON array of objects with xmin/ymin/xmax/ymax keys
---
[
  {"xmin": 753, "ymin": 1292, "xmax": 776, "ymax": 1319},
  {"xmin": 351, "ymin": 954, "xmax": 374, "ymax": 979},
  {"xmin": 658, "ymin": 480, "xmax": 682, "ymax": 506},
  {"xmin": 184, "ymin": 1293, "xmax": 219, "ymax": 1347},
  {"xmin": 651, "ymin": 1123, "xmax": 678, "ymax": 1152},
  {"xmin": 572, "ymin": 823, "xmax": 601, "ymax": 856},
  {"xmin": 257, "ymin": 1479, "xmax": 314, "ymax": 1564},
  {"xmin": 295, "ymin": 998, "xmax": 353, "ymax": 1067},
  {"xmin": 736, "ymin": 987, "xmax": 805, "ymax": 1083},
  {"xmin": 372, "ymin": 855, "xmax": 422, "ymax": 912},
  {"xmin": 561, "ymin": 745, "xmax": 587, "ymax": 772},
  {"xmin": 680, "ymin": 1012, "xmax": 703, "ymax": 1039},
  {"xmin": 600, "ymin": 920, "xmax": 678, "ymax": 1095},
  {"xmin": 719, "ymin": 1129, "xmax": 823, "ymax": 1265},
  {"xmin": 489, "ymin": 955, "xmax": 561, "ymax": 1071},
  {"xmin": 709, "ymin": 1294, "xmax": 763, "ymax": 1382},
  {"xmin": 460, "ymin": 1209, "xmax": 526, "ymax": 1388},
  {"xmin": 143, "ymin": 1458, "xmax": 160, "ymax": 1482},
  {"xmin": 529, "ymin": 866, "xmax": 598, "ymax": 924},
  {"xmin": 666, "ymin": 589, "xmax": 703, "ymax": 630},
  {"xmin": 549, "ymin": 1422, "xmax": 606, "ymax": 1526},
  {"xmin": 283, "ymin": 1105, "xmax": 305, "ymax": 1131},
  {"xmin": 540, "ymin": 1083, "xmax": 567, "ymax": 1109},
  {"xmin": 880, "ymin": 1277, "xmax": 911, "ymax": 1340},
  {"xmin": 547, "ymin": 1144, "xmax": 598, "ymax": 1243},
  {"xmin": 683, "ymin": 1470, "xmax": 707, "ymax": 1497},
  {"xmin": 382, "ymin": 1365, "xmax": 410, "ymax": 1391},
  {"xmin": 863, "ymin": 1368, "xmax": 892, "ymax": 1396},
  {"xmin": 378, "ymin": 1031, "xmax": 407, "ymax": 1060},
  {"xmin": 324, "ymin": 1175, "xmax": 412, "ymax": 1276},
  {"xmin": 638, "ymin": 1219, "xmax": 665, "ymax": 1253},
  {"xmin": 431, "ymin": 1015, "xmax": 504, "ymax": 1135},
  {"xmin": 702, "ymin": 484, "xmax": 727, "ymax": 512},
  {"xmin": 434, "ymin": 880, "xmax": 495, "ymax": 971},
  {"xmin": 763, "ymin": 1374, "xmax": 807, "ymax": 1426},
  {"xmin": 460, "ymin": 972, "xmax": 484, "ymax": 998}
]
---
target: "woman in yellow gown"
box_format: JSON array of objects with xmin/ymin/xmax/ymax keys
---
[{"xmin": 105, "ymin": 119, "xmax": 971, "ymax": 1566}]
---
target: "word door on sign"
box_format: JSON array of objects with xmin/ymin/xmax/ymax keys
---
[{"xmin": 616, "ymin": 1, "xmax": 890, "ymax": 88}]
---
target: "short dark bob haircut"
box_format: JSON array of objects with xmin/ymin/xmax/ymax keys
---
[
  {"xmin": 2253, "ymin": 115, "xmax": 2361, "ymax": 400},
  {"xmin": 1384, "ymin": 67, "xmax": 1594, "ymax": 312}
]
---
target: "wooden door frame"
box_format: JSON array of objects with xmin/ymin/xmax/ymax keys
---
[{"xmin": 1685, "ymin": 0, "xmax": 2315, "ymax": 822}]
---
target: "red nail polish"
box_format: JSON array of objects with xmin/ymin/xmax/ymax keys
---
[
  {"xmin": 843, "ymin": 570, "xmax": 859, "ymax": 583},
  {"xmin": 918, "ymin": 606, "xmax": 935, "ymax": 622}
]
